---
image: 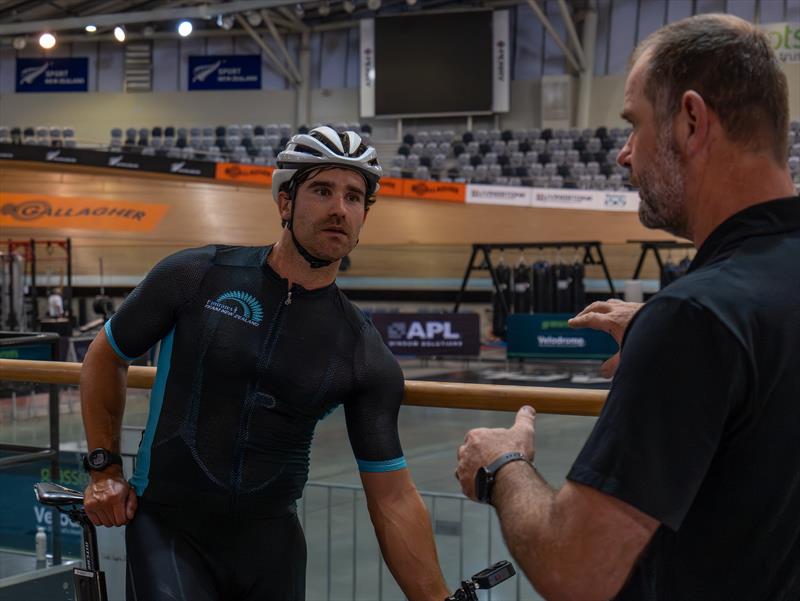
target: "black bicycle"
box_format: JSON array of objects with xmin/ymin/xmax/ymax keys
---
[
  {"xmin": 34, "ymin": 482, "xmax": 108, "ymax": 601},
  {"xmin": 445, "ymin": 560, "xmax": 517, "ymax": 600}
]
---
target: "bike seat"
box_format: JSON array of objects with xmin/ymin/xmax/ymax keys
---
[{"xmin": 34, "ymin": 482, "xmax": 84, "ymax": 507}]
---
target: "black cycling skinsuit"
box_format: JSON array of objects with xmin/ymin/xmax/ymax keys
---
[{"xmin": 105, "ymin": 245, "xmax": 407, "ymax": 601}]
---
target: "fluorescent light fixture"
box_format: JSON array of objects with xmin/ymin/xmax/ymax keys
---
[
  {"xmin": 39, "ymin": 33, "xmax": 56, "ymax": 49},
  {"xmin": 342, "ymin": 0, "xmax": 355, "ymax": 13},
  {"xmin": 113, "ymin": 25, "xmax": 126, "ymax": 42},
  {"xmin": 85, "ymin": 24, "xmax": 97, "ymax": 33},
  {"xmin": 178, "ymin": 20, "xmax": 193, "ymax": 37}
]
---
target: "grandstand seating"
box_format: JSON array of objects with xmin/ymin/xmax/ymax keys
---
[{"xmin": 2, "ymin": 120, "xmax": 799, "ymax": 190}]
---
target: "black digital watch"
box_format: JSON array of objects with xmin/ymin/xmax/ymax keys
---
[
  {"xmin": 82, "ymin": 448, "xmax": 123, "ymax": 473},
  {"xmin": 474, "ymin": 452, "xmax": 532, "ymax": 504}
]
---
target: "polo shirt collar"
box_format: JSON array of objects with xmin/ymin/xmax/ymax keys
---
[{"xmin": 689, "ymin": 196, "xmax": 800, "ymax": 272}]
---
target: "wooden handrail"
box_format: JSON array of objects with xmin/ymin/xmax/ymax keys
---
[{"xmin": 0, "ymin": 359, "xmax": 606, "ymax": 416}]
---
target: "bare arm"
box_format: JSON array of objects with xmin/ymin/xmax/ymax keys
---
[
  {"xmin": 361, "ymin": 469, "xmax": 450, "ymax": 601},
  {"xmin": 492, "ymin": 465, "xmax": 657, "ymax": 600},
  {"xmin": 457, "ymin": 407, "xmax": 658, "ymax": 600},
  {"xmin": 80, "ymin": 329, "xmax": 137, "ymax": 527}
]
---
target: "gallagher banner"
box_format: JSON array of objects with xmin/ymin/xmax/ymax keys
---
[
  {"xmin": 370, "ymin": 313, "xmax": 480, "ymax": 356},
  {"xmin": 16, "ymin": 58, "xmax": 88, "ymax": 92},
  {"xmin": 188, "ymin": 55, "xmax": 261, "ymax": 90},
  {"xmin": 0, "ymin": 192, "xmax": 168, "ymax": 232}
]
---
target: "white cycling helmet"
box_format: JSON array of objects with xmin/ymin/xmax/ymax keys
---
[{"xmin": 271, "ymin": 125, "xmax": 382, "ymax": 202}]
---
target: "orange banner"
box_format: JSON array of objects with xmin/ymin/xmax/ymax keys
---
[
  {"xmin": 215, "ymin": 163, "xmax": 274, "ymax": 186},
  {"xmin": 0, "ymin": 193, "xmax": 168, "ymax": 232},
  {"xmin": 401, "ymin": 179, "xmax": 466, "ymax": 203},
  {"xmin": 377, "ymin": 177, "xmax": 405, "ymax": 197}
]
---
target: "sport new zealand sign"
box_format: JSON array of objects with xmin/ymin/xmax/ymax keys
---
[{"xmin": 188, "ymin": 55, "xmax": 261, "ymax": 90}]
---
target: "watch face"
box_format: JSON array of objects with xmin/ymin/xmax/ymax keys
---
[
  {"xmin": 474, "ymin": 466, "xmax": 491, "ymax": 504},
  {"xmin": 89, "ymin": 449, "xmax": 108, "ymax": 468}
]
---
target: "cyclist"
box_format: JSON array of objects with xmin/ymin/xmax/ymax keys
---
[{"xmin": 80, "ymin": 126, "xmax": 449, "ymax": 601}]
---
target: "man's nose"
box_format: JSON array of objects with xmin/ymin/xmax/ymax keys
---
[{"xmin": 617, "ymin": 137, "xmax": 632, "ymax": 168}]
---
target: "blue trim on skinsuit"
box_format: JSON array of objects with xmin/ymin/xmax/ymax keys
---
[
  {"xmin": 130, "ymin": 329, "xmax": 175, "ymax": 496},
  {"xmin": 357, "ymin": 456, "xmax": 407, "ymax": 473},
  {"xmin": 104, "ymin": 320, "xmax": 136, "ymax": 362}
]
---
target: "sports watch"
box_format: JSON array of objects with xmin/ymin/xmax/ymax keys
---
[
  {"xmin": 474, "ymin": 452, "xmax": 532, "ymax": 504},
  {"xmin": 82, "ymin": 448, "xmax": 123, "ymax": 473}
]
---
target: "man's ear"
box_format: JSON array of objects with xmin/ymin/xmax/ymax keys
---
[
  {"xmin": 677, "ymin": 90, "xmax": 710, "ymax": 158},
  {"xmin": 277, "ymin": 190, "xmax": 292, "ymax": 222}
]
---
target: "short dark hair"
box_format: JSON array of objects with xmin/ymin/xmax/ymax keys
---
[{"xmin": 633, "ymin": 14, "xmax": 789, "ymax": 163}]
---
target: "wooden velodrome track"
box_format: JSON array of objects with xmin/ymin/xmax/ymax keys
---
[{"xmin": 1, "ymin": 162, "xmax": 677, "ymax": 282}]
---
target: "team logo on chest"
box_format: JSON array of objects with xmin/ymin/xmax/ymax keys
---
[{"xmin": 204, "ymin": 290, "xmax": 264, "ymax": 326}]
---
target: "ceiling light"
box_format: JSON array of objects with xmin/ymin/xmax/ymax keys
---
[
  {"xmin": 12, "ymin": 36, "xmax": 26, "ymax": 50},
  {"xmin": 220, "ymin": 15, "xmax": 235, "ymax": 30},
  {"xmin": 342, "ymin": 0, "xmax": 355, "ymax": 13},
  {"xmin": 295, "ymin": 3, "xmax": 305, "ymax": 17},
  {"xmin": 406, "ymin": 0, "xmax": 418, "ymax": 5},
  {"xmin": 367, "ymin": 0, "xmax": 380, "ymax": 9},
  {"xmin": 39, "ymin": 33, "xmax": 56, "ymax": 49},
  {"xmin": 318, "ymin": 1, "xmax": 331, "ymax": 16},
  {"xmin": 113, "ymin": 26, "xmax": 126, "ymax": 42},
  {"xmin": 178, "ymin": 20, "xmax": 193, "ymax": 37},
  {"xmin": 246, "ymin": 10, "xmax": 262, "ymax": 26},
  {"xmin": 85, "ymin": 24, "xmax": 97, "ymax": 33},
  {"xmin": 143, "ymin": 25, "xmax": 155, "ymax": 37}
]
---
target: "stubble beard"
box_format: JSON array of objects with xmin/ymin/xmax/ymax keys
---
[{"xmin": 635, "ymin": 125, "xmax": 690, "ymax": 238}]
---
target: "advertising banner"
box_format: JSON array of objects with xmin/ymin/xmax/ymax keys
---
[
  {"xmin": 359, "ymin": 19, "xmax": 376, "ymax": 117},
  {"xmin": 402, "ymin": 179, "xmax": 466, "ymax": 202},
  {"xmin": 215, "ymin": 162, "xmax": 274, "ymax": 185},
  {"xmin": 0, "ymin": 192, "xmax": 169, "ymax": 232},
  {"xmin": 761, "ymin": 23, "xmax": 800, "ymax": 63},
  {"xmin": 0, "ymin": 143, "xmax": 216, "ymax": 179},
  {"xmin": 371, "ymin": 313, "xmax": 480, "ymax": 356},
  {"xmin": 466, "ymin": 184, "xmax": 531, "ymax": 206},
  {"xmin": 188, "ymin": 55, "xmax": 261, "ymax": 90},
  {"xmin": 0, "ymin": 450, "xmax": 86, "ymax": 556},
  {"xmin": 376, "ymin": 177, "xmax": 404, "ymax": 197},
  {"xmin": 492, "ymin": 10, "xmax": 511, "ymax": 113},
  {"xmin": 507, "ymin": 313, "xmax": 617, "ymax": 360},
  {"xmin": 16, "ymin": 58, "xmax": 88, "ymax": 92}
]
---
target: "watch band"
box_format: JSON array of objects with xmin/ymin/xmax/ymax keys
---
[
  {"xmin": 486, "ymin": 452, "xmax": 529, "ymax": 475},
  {"xmin": 82, "ymin": 448, "xmax": 123, "ymax": 472},
  {"xmin": 475, "ymin": 452, "xmax": 532, "ymax": 504}
]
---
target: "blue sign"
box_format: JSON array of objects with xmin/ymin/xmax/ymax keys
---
[
  {"xmin": 16, "ymin": 58, "xmax": 88, "ymax": 92},
  {"xmin": 0, "ymin": 451, "xmax": 87, "ymax": 557},
  {"xmin": 188, "ymin": 55, "xmax": 261, "ymax": 90},
  {"xmin": 507, "ymin": 313, "xmax": 618, "ymax": 360}
]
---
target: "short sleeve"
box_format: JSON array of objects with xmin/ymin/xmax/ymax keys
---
[
  {"xmin": 344, "ymin": 322, "xmax": 406, "ymax": 472},
  {"xmin": 566, "ymin": 296, "xmax": 749, "ymax": 530},
  {"xmin": 105, "ymin": 246, "xmax": 215, "ymax": 361}
]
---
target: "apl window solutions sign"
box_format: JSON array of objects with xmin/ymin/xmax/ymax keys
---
[
  {"xmin": 371, "ymin": 313, "xmax": 480, "ymax": 357},
  {"xmin": 16, "ymin": 58, "xmax": 88, "ymax": 92},
  {"xmin": 188, "ymin": 55, "xmax": 261, "ymax": 90}
]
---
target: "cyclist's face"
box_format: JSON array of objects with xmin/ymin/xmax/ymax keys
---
[{"xmin": 290, "ymin": 167, "xmax": 368, "ymax": 261}]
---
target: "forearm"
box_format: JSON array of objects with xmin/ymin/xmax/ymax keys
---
[
  {"xmin": 80, "ymin": 335, "xmax": 129, "ymax": 453},
  {"xmin": 367, "ymin": 485, "xmax": 449, "ymax": 601},
  {"xmin": 491, "ymin": 462, "xmax": 569, "ymax": 598}
]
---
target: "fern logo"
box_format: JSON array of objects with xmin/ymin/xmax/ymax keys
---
[{"xmin": 204, "ymin": 290, "xmax": 264, "ymax": 326}]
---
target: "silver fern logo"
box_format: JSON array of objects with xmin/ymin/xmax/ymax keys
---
[{"xmin": 204, "ymin": 290, "xmax": 264, "ymax": 326}]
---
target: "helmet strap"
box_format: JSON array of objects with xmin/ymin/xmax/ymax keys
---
[{"xmin": 287, "ymin": 186, "xmax": 334, "ymax": 269}]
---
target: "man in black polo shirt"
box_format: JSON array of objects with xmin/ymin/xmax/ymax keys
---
[{"xmin": 455, "ymin": 14, "xmax": 800, "ymax": 600}]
